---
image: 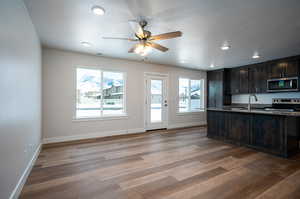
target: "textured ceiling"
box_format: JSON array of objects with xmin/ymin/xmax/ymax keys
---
[{"xmin": 24, "ymin": 0, "xmax": 300, "ymax": 70}]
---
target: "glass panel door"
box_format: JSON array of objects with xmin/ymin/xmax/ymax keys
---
[
  {"xmin": 145, "ymin": 74, "xmax": 168, "ymax": 130},
  {"xmin": 151, "ymin": 80, "xmax": 162, "ymax": 123}
]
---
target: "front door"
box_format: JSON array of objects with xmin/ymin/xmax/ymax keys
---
[{"xmin": 145, "ymin": 74, "xmax": 168, "ymax": 130}]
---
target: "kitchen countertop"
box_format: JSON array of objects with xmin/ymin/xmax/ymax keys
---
[{"xmin": 207, "ymin": 107, "xmax": 300, "ymax": 117}]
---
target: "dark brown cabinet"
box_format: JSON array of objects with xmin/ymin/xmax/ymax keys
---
[
  {"xmin": 207, "ymin": 110, "xmax": 300, "ymax": 157},
  {"xmin": 207, "ymin": 69, "xmax": 231, "ymax": 108},
  {"xmin": 230, "ymin": 67, "xmax": 249, "ymax": 94},
  {"xmin": 248, "ymin": 63, "xmax": 268, "ymax": 93},
  {"xmin": 251, "ymin": 115, "xmax": 284, "ymax": 155},
  {"xmin": 207, "ymin": 111, "xmax": 230, "ymax": 140},
  {"xmin": 285, "ymin": 59, "xmax": 299, "ymax": 77},
  {"xmin": 268, "ymin": 59, "xmax": 299, "ymax": 79},
  {"xmin": 239, "ymin": 68, "xmax": 249, "ymax": 93},
  {"xmin": 229, "ymin": 113, "xmax": 250, "ymax": 145},
  {"xmin": 230, "ymin": 68, "xmax": 240, "ymax": 94},
  {"xmin": 207, "ymin": 111, "xmax": 223, "ymax": 139},
  {"xmin": 216, "ymin": 55, "xmax": 300, "ymax": 95}
]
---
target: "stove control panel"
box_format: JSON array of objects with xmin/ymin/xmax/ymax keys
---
[{"xmin": 273, "ymin": 98, "xmax": 300, "ymax": 104}]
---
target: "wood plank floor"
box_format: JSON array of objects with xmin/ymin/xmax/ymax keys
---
[{"xmin": 20, "ymin": 127, "xmax": 300, "ymax": 199}]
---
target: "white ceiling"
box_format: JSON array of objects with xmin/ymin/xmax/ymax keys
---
[{"xmin": 24, "ymin": 0, "xmax": 300, "ymax": 70}]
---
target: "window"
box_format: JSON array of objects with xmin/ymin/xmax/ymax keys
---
[
  {"xmin": 76, "ymin": 68, "xmax": 125, "ymax": 119},
  {"xmin": 178, "ymin": 78, "xmax": 204, "ymax": 112}
]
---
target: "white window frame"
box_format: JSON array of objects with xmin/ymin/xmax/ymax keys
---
[
  {"xmin": 74, "ymin": 66, "xmax": 127, "ymax": 121},
  {"xmin": 178, "ymin": 77, "xmax": 205, "ymax": 114}
]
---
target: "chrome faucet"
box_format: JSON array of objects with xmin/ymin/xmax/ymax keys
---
[{"xmin": 248, "ymin": 94, "xmax": 258, "ymax": 111}]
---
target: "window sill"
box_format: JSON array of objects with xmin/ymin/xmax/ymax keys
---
[
  {"xmin": 176, "ymin": 110, "xmax": 205, "ymax": 116},
  {"xmin": 72, "ymin": 114, "xmax": 128, "ymax": 122}
]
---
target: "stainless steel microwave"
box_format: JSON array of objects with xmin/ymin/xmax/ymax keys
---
[{"xmin": 267, "ymin": 77, "xmax": 299, "ymax": 92}]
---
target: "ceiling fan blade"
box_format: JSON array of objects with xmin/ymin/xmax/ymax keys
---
[
  {"xmin": 102, "ymin": 37, "xmax": 138, "ymax": 41},
  {"xmin": 147, "ymin": 42, "xmax": 169, "ymax": 52},
  {"xmin": 149, "ymin": 31, "xmax": 182, "ymax": 41},
  {"xmin": 128, "ymin": 20, "xmax": 145, "ymax": 39}
]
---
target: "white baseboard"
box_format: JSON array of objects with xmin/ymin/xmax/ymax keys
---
[
  {"xmin": 43, "ymin": 122, "xmax": 208, "ymax": 144},
  {"xmin": 43, "ymin": 128, "xmax": 146, "ymax": 144},
  {"xmin": 167, "ymin": 121, "xmax": 207, "ymax": 129},
  {"xmin": 9, "ymin": 143, "xmax": 42, "ymax": 199}
]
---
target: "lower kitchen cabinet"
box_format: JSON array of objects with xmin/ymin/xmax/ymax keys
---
[
  {"xmin": 207, "ymin": 111, "xmax": 230, "ymax": 140},
  {"xmin": 228, "ymin": 113, "xmax": 250, "ymax": 145},
  {"xmin": 251, "ymin": 115, "xmax": 284, "ymax": 155},
  {"xmin": 207, "ymin": 110, "xmax": 300, "ymax": 157}
]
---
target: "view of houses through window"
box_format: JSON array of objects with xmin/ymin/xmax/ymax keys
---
[
  {"xmin": 76, "ymin": 68, "xmax": 125, "ymax": 118},
  {"xmin": 179, "ymin": 78, "xmax": 204, "ymax": 112}
]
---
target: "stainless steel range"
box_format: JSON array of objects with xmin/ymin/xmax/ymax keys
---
[{"xmin": 268, "ymin": 98, "xmax": 300, "ymax": 112}]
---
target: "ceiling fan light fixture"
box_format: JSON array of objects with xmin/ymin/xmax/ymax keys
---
[
  {"xmin": 134, "ymin": 44, "xmax": 144, "ymax": 54},
  {"xmin": 92, "ymin": 5, "xmax": 105, "ymax": 16},
  {"xmin": 140, "ymin": 46, "xmax": 152, "ymax": 56},
  {"xmin": 134, "ymin": 43, "xmax": 152, "ymax": 56}
]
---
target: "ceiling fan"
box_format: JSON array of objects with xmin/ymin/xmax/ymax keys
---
[{"xmin": 103, "ymin": 20, "xmax": 182, "ymax": 56}]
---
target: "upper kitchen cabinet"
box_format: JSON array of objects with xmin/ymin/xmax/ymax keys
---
[
  {"xmin": 230, "ymin": 67, "xmax": 249, "ymax": 94},
  {"xmin": 268, "ymin": 58, "xmax": 299, "ymax": 79},
  {"xmin": 207, "ymin": 69, "xmax": 231, "ymax": 108},
  {"xmin": 230, "ymin": 68, "xmax": 240, "ymax": 94},
  {"xmin": 208, "ymin": 55, "xmax": 300, "ymax": 96},
  {"xmin": 249, "ymin": 63, "xmax": 268, "ymax": 93},
  {"xmin": 239, "ymin": 67, "xmax": 249, "ymax": 93}
]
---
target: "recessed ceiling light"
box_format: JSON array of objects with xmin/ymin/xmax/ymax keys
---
[
  {"xmin": 221, "ymin": 42, "xmax": 231, "ymax": 50},
  {"xmin": 81, "ymin": 41, "xmax": 91, "ymax": 47},
  {"xmin": 181, "ymin": 60, "xmax": 187, "ymax": 63},
  {"xmin": 252, "ymin": 52, "xmax": 260, "ymax": 59},
  {"xmin": 221, "ymin": 44, "xmax": 231, "ymax": 50},
  {"xmin": 92, "ymin": 5, "xmax": 105, "ymax": 16},
  {"xmin": 210, "ymin": 64, "xmax": 215, "ymax": 68}
]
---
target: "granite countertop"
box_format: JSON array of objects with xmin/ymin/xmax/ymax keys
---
[{"xmin": 207, "ymin": 107, "xmax": 300, "ymax": 117}]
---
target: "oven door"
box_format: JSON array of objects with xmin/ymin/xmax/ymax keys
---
[{"xmin": 267, "ymin": 77, "xmax": 299, "ymax": 92}]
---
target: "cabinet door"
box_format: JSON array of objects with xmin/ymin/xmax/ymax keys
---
[
  {"xmin": 207, "ymin": 111, "xmax": 223, "ymax": 139},
  {"xmin": 230, "ymin": 69, "xmax": 240, "ymax": 94},
  {"xmin": 215, "ymin": 77, "xmax": 223, "ymax": 108},
  {"xmin": 251, "ymin": 115, "xmax": 284, "ymax": 154},
  {"xmin": 207, "ymin": 111, "xmax": 217, "ymax": 138},
  {"xmin": 249, "ymin": 64, "xmax": 267, "ymax": 93},
  {"xmin": 239, "ymin": 68, "xmax": 249, "ymax": 93},
  {"xmin": 268, "ymin": 62, "xmax": 285, "ymax": 79},
  {"xmin": 227, "ymin": 113, "xmax": 250, "ymax": 145},
  {"xmin": 249, "ymin": 65, "xmax": 258, "ymax": 93},
  {"xmin": 207, "ymin": 73, "xmax": 216, "ymax": 108},
  {"xmin": 285, "ymin": 59, "xmax": 299, "ymax": 77},
  {"xmin": 257, "ymin": 64, "xmax": 268, "ymax": 93},
  {"xmin": 207, "ymin": 111, "xmax": 227, "ymax": 140}
]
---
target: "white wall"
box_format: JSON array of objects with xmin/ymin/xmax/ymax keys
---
[
  {"xmin": 0, "ymin": 0, "xmax": 42, "ymax": 199},
  {"xmin": 232, "ymin": 93, "xmax": 300, "ymax": 104},
  {"xmin": 42, "ymin": 48, "xmax": 206, "ymax": 143}
]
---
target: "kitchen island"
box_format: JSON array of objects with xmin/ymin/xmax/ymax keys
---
[{"xmin": 207, "ymin": 107, "xmax": 300, "ymax": 157}]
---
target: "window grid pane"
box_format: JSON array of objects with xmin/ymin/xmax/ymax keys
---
[
  {"xmin": 102, "ymin": 71, "xmax": 124, "ymax": 115},
  {"xmin": 76, "ymin": 68, "xmax": 101, "ymax": 118},
  {"xmin": 76, "ymin": 68, "xmax": 125, "ymax": 118},
  {"xmin": 191, "ymin": 80, "xmax": 202, "ymax": 111},
  {"xmin": 179, "ymin": 78, "xmax": 190, "ymax": 112},
  {"xmin": 179, "ymin": 78, "xmax": 203, "ymax": 113}
]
